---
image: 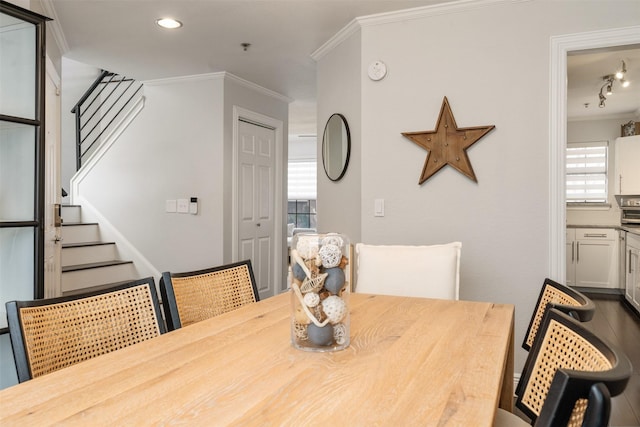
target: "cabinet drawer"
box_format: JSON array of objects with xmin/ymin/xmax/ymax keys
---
[{"xmin": 575, "ymin": 228, "xmax": 617, "ymax": 240}]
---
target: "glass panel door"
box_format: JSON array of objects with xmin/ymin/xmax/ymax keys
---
[
  {"xmin": 0, "ymin": 12, "xmax": 36, "ymax": 119},
  {"xmin": 0, "ymin": 2, "xmax": 49, "ymax": 337}
]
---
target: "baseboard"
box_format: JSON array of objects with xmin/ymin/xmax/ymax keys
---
[{"xmin": 573, "ymin": 287, "xmax": 623, "ymax": 297}]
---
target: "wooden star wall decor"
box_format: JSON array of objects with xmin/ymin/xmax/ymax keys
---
[{"xmin": 402, "ymin": 97, "xmax": 495, "ymax": 184}]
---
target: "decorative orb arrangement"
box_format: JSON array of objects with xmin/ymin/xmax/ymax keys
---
[{"xmin": 290, "ymin": 233, "xmax": 350, "ymax": 351}]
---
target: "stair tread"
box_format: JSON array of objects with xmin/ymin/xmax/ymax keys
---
[
  {"xmin": 62, "ymin": 260, "xmax": 133, "ymax": 272},
  {"xmin": 61, "ymin": 280, "xmax": 141, "ymax": 296},
  {"xmin": 62, "ymin": 241, "xmax": 116, "ymax": 248}
]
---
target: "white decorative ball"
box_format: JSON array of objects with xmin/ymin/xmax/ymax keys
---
[
  {"xmin": 321, "ymin": 295, "xmax": 347, "ymax": 324},
  {"xmin": 303, "ymin": 292, "xmax": 320, "ymax": 308},
  {"xmin": 319, "ymin": 244, "xmax": 342, "ymax": 268},
  {"xmin": 296, "ymin": 236, "xmax": 319, "ymax": 259},
  {"xmin": 321, "ymin": 234, "xmax": 344, "ymax": 248},
  {"xmin": 333, "ymin": 323, "xmax": 347, "ymax": 345}
]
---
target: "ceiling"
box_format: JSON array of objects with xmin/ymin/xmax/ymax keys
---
[
  {"xmin": 45, "ymin": 0, "xmax": 640, "ymax": 136},
  {"xmin": 47, "ymin": 0, "xmax": 454, "ymax": 137},
  {"xmin": 567, "ymin": 45, "xmax": 640, "ymax": 122}
]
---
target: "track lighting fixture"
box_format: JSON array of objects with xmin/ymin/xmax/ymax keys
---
[
  {"xmin": 596, "ymin": 60, "xmax": 630, "ymax": 108},
  {"xmin": 598, "ymin": 89, "xmax": 606, "ymax": 108},
  {"xmin": 615, "ymin": 60, "xmax": 627, "ymax": 79}
]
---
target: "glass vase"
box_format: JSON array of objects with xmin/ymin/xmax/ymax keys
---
[{"xmin": 290, "ymin": 233, "xmax": 350, "ymax": 352}]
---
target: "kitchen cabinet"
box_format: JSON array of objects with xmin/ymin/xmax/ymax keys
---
[
  {"xmin": 625, "ymin": 232, "xmax": 640, "ymax": 314},
  {"xmin": 566, "ymin": 228, "xmax": 618, "ymax": 288},
  {"xmin": 615, "ymin": 135, "xmax": 640, "ymax": 195}
]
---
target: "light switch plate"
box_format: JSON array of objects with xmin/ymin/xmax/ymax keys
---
[
  {"xmin": 177, "ymin": 198, "xmax": 189, "ymax": 213},
  {"xmin": 165, "ymin": 200, "xmax": 177, "ymax": 213},
  {"xmin": 374, "ymin": 199, "xmax": 385, "ymax": 217}
]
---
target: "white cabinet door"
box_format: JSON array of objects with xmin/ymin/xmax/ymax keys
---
[
  {"xmin": 626, "ymin": 233, "xmax": 640, "ymax": 314},
  {"xmin": 615, "ymin": 136, "xmax": 640, "ymax": 195},
  {"xmin": 575, "ymin": 240, "xmax": 616, "ymax": 287},
  {"xmin": 566, "ymin": 228, "xmax": 618, "ymax": 288}
]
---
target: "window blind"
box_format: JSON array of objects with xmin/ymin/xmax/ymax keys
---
[
  {"xmin": 288, "ymin": 160, "xmax": 317, "ymax": 200},
  {"xmin": 566, "ymin": 142, "xmax": 607, "ymax": 202}
]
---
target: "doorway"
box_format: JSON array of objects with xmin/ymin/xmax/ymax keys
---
[
  {"xmin": 232, "ymin": 107, "xmax": 284, "ymax": 300},
  {"xmin": 549, "ymin": 25, "xmax": 640, "ymax": 282}
]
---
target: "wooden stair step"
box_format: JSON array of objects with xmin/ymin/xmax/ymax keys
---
[
  {"xmin": 62, "ymin": 241, "xmax": 115, "ymax": 249},
  {"xmin": 61, "ymin": 280, "xmax": 140, "ymax": 296},
  {"xmin": 62, "ymin": 260, "xmax": 133, "ymax": 273}
]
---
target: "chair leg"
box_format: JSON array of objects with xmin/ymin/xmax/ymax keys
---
[{"xmin": 581, "ymin": 382, "xmax": 611, "ymax": 427}]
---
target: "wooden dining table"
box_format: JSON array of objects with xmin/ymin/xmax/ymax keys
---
[{"xmin": 0, "ymin": 292, "xmax": 514, "ymax": 426}]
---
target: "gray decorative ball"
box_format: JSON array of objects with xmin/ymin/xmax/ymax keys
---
[
  {"xmin": 292, "ymin": 263, "xmax": 306, "ymax": 281},
  {"xmin": 307, "ymin": 323, "xmax": 334, "ymax": 346},
  {"xmin": 324, "ymin": 267, "xmax": 345, "ymax": 294}
]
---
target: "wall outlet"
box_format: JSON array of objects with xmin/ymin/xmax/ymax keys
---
[{"xmin": 177, "ymin": 198, "xmax": 189, "ymax": 213}]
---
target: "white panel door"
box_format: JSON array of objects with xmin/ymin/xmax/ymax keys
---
[{"xmin": 238, "ymin": 119, "xmax": 275, "ymax": 299}]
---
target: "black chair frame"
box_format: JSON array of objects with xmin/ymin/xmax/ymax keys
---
[
  {"xmin": 6, "ymin": 277, "xmax": 165, "ymax": 382},
  {"xmin": 160, "ymin": 259, "xmax": 259, "ymax": 331},
  {"xmin": 515, "ymin": 308, "xmax": 632, "ymax": 427},
  {"xmin": 522, "ymin": 277, "xmax": 596, "ymax": 351}
]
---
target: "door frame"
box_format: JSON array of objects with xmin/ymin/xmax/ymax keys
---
[
  {"xmin": 44, "ymin": 55, "xmax": 62, "ymax": 298},
  {"xmin": 231, "ymin": 106, "xmax": 285, "ymax": 294},
  {"xmin": 549, "ymin": 25, "xmax": 640, "ymax": 282}
]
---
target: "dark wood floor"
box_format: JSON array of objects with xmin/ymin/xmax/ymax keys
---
[{"xmin": 584, "ymin": 295, "xmax": 640, "ymax": 427}]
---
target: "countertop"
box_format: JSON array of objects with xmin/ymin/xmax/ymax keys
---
[{"xmin": 566, "ymin": 224, "xmax": 640, "ymax": 236}]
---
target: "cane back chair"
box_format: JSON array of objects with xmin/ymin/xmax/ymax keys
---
[
  {"xmin": 495, "ymin": 308, "xmax": 632, "ymax": 427},
  {"xmin": 160, "ymin": 260, "xmax": 260, "ymax": 331},
  {"xmin": 6, "ymin": 277, "xmax": 165, "ymax": 383},
  {"xmin": 522, "ymin": 278, "xmax": 595, "ymax": 351}
]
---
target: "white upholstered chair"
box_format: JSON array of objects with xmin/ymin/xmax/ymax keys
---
[{"xmin": 354, "ymin": 242, "xmax": 461, "ymax": 300}]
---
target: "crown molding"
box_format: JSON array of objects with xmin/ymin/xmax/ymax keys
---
[
  {"xmin": 39, "ymin": 0, "xmax": 70, "ymax": 54},
  {"xmin": 143, "ymin": 72, "xmax": 291, "ymax": 103},
  {"xmin": 568, "ymin": 112, "xmax": 639, "ymax": 123},
  {"xmin": 311, "ymin": 0, "xmax": 529, "ymax": 61},
  {"xmin": 311, "ymin": 19, "xmax": 361, "ymax": 61},
  {"xmin": 225, "ymin": 72, "xmax": 292, "ymax": 103}
]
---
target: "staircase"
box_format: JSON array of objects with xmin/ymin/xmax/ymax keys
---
[{"xmin": 61, "ymin": 204, "xmax": 139, "ymax": 295}]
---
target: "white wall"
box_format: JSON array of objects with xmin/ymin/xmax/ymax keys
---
[
  {"xmin": 316, "ymin": 0, "xmax": 640, "ymax": 372},
  {"xmin": 289, "ymin": 137, "xmax": 316, "ymax": 161},
  {"xmin": 316, "ymin": 29, "xmax": 362, "ymax": 243},
  {"xmin": 75, "ymin": 73, "xmax": 289, "ymax": 279}
]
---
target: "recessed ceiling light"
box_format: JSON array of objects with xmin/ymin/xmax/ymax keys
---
[{"xmin": 156, "ymin": 18, "xmax": 182, "ymax": 29}]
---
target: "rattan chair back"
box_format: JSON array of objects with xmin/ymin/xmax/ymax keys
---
[
  {"xmin": 6, "ymin": 278, "xmax": 165, "ymax": 383},
  {"xmin": 515, "ymin": 309, "xmax": 632, "ymax": 427},
  {"xmin": 522, "ymin": 278, "xmax": 595, "ymax": 351},
  {"xmin": 160, "ymin": 260, "xmax": 259, "ymax": 331}
]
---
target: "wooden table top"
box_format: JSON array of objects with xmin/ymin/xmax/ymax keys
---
[{"xmin": 0, "ymin": 293, "xmax": 514, "ymax": 426}]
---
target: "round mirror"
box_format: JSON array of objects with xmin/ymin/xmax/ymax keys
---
[{"xmin": 322, "ymin": 113, "xmax": 351, "ymax": 181}]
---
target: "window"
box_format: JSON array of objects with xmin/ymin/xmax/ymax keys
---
[
  {"xmin": 288, "ymin": 200, "xmax": 317, "ymax": 228},
  {"xmin": 288, "ymin": 160, "xmax": 316, "ymax": 228},
  {"xmin": 566, "ymin": 141, "xmax": 608, "ymax": 203}
]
